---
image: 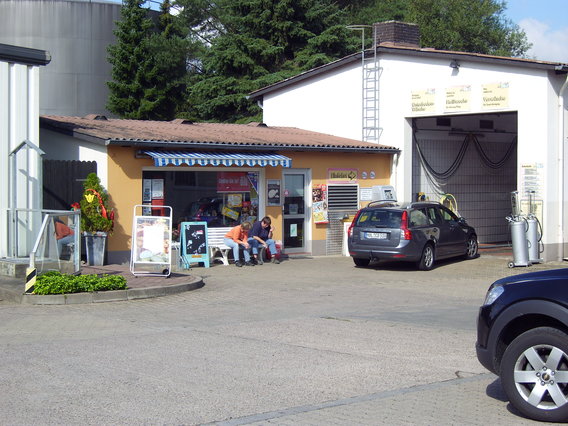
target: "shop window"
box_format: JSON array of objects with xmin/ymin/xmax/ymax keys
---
[
  {"xmin": 143, "ymin": 170, "xmax": 260, "ymax": 230},
  {"xmin": 327, "ymin": 185, "xmax": 359, "ymax": 210}
]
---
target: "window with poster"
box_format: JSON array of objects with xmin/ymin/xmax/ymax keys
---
[{"xmin": 142, "ymin": 170, "xmax": 260, "ymax": 239}]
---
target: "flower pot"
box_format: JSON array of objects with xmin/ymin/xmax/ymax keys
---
[{"xmin": 84, "ymin": 232, "xmax": 107, "ymax": 266}]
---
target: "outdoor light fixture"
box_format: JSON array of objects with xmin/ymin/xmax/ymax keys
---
[{"xmin": 449, "ymin": 60, "xmax": 460, "ymax": 70}]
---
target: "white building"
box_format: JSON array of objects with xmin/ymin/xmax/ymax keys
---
[
  {"xmin": 250, "ymin": 21, "xmax": 568, "ymax": 262},
  {"xmin": 0, "ymin": 44, "xmax": 51, "ymax": 261}
]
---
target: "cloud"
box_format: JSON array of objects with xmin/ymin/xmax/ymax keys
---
[{"xmin": 518, "ymin": 18, "xmax": 568, "ymax": 63}]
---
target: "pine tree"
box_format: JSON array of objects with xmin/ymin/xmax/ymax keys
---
[
  {"xmin": 137, "ymin": 0, "xmax": 191, "ymax": 120},
  {"xmin": 177, "ymin": 0, "xmax": 357, "ymax": 122},
  {"xmin": 107, "ymin": 0, "xmax": 154, "ymax": 118}
]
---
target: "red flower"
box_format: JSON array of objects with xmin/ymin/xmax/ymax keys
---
[{"xmin": 71, "ymin": 202, "xmax": 81, "ymax": 210}]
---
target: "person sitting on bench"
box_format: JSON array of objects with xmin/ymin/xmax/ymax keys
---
[
  {"xmin": 54, "ymin": 218, "xmax": 74, "ymax": 259},
  {"xmin": 248, "ymin": 216, "xmax": 280, "ymax": 265},
  {"xmin": 223, "ymin": 222, "xmax": 253, "ymax": 267}
]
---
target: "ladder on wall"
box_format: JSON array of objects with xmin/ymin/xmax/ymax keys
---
[{"xmin": 362, "ymin": 26, "xmax": 380, "ymax": 143}]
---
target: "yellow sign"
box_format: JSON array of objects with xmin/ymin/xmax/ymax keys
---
[
  {"xmin": 222, "ymin": 206, "xmax": 239, "ymax": 220},
  {"xmin": 411, "ymin": 89, "xmax": 436, "ymax": 113},
  {"xmin": 328, "ymin": 168, "xmax": 358, "ymax": 183},
  {"xmin": 482, "ymin": 82, "xmax": 509, "ymax": 109},
  {"xmin": 85, "ymin": 193, "xmax": 95, "ymax": 203},
  {"xmin": 445, "ymin": 86, "xmax": 471, "ymax": 112}
]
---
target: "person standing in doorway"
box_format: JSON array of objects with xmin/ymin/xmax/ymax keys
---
[
  {"xmin": 224, "ymin": 222, "xmax": 253, "ymax": 267},
  {"xmin": 248, "ymin": 216, "xmax": 280, "ymax": 264}
]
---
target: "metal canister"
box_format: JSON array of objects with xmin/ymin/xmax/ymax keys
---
[
  {"xmin": 508, "ymin": 216, "xmax": 530, "ymax": 267},
  {"xmin": 526, "ymin": 215, "xmax": 542, "ymax": 263}
]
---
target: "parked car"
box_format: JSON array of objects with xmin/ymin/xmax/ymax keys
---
[
  {"xmin": 476, "ymin": 268, "xmax": 568, "ymax": 422},
  {"xmin": 347, "ymin": 201, "xmax": 478, "ymax": 270}
]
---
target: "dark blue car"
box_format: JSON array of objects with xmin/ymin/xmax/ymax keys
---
[{"xmin": 476, "ymin": 267, "xmax": 568, "ymax": 422}]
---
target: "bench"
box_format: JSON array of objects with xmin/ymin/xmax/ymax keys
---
[
  {"xmin": 207, "ymin": 227, "xmax": 232, "ymax": 265},
  {"xmin": 207, "ymin": 226, "xmax": 266, "ymax": 266}
]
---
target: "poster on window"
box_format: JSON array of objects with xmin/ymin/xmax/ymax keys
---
[
  {"xmin": 133, "ymin": 216, "xmax": 171, "ymax": 264},
  {"xmin": 312, "ymin": 184, "xmax": 328, "ymax": 224},
  {"xmin": 267, "ymin": 179, "xmax": 281, "ymax": 206}
]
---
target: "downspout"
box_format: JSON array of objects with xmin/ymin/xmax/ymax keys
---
[{"xmin": 558, "ymin": 71, "xmax": 568, "ymax": 260}]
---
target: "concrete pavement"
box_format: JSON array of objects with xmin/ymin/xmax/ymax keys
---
[{"xmin": 0, "ymin": 253, "xmax": 566, "ymax": 425}]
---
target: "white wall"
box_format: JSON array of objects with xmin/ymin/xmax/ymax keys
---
[
  {"xmin": 261, "ymin": 52, "xmax": 568, "ymax": 260},
  {"xmin": 0, "ymin": 61, "xmax": 42, "ymax": 257},
  {"xmin": 40, "ymin": 128, "xmax": 109, "ymax": 188}
]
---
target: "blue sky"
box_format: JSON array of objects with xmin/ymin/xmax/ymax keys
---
[{"xmin": 503, "ymin": 0, "xmax": 568, "ymax": 62}]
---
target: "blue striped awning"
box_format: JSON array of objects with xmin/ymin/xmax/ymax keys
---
[{"xmin": 144, "ymin": 150, "xmax": 292, "ymax": 168}]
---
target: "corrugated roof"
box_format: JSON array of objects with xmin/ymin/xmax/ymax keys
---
[
  {"xmin": 250, "ymin": 44, "xmax": 568, "ymax": 99},
  {"xmin": 40, "ymin": 115, "xmax": 399, "ymax": 153}
]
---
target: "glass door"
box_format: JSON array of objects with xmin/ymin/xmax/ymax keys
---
[{"xmin": 283, "ymin": 170, "xmax": 309, "ymax": 253}]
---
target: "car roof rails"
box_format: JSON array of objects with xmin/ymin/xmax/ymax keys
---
[{"xmin": 367, "ymin": 200, "xmax": 399, "ymax": 208}]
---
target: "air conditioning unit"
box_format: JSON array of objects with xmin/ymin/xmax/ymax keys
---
[{"xmin": 371, "ymin": 185, "xmax": 397, "ymax": 202}]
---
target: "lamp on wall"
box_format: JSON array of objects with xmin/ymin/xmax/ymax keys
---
[{"xmin": 449, "ymin": 60, "xmax": 460, "ymax": 70}]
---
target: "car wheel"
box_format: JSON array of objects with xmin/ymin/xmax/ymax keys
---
[
  {"xmin": 417, "ymin": 244, "xmax": 434, "ymax": 270},
  {"xmin": 500, "ymin": 327, "xmax": 568, "ymax": 422},
  {"xmin": 353, "ymin": 258, "xmax": 370, "ymax": 267},
  {"xmin": 464, "ymin": 235, "xmax": 478, "ymax": 259}
]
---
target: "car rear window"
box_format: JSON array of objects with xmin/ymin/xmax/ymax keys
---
[{"xmin": 356, "ymin": 210, "xmax": 402, "ymax": 228}]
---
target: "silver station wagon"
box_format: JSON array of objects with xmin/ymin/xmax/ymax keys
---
[{"xmin": 347, "ymin": 201, "xmax": 478, "ymax": 270}]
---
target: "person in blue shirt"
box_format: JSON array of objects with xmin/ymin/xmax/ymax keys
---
[{"xmin": 248, "ymin": 216, "xmax": 280, "ymax": 264}]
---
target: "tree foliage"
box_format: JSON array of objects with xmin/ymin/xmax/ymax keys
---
[
  {"xmin": 107, "ymin": 0, "xmax": 531, "ymax": 123},
  {"xmin": 175, "ymin": 0, "xmax": 358, "ymax": 122},
  {"xmin": 107, "ymin": 0, "xmax": 191, "ymax": 120},
  {"xmin": 340, "ymin": 0, "xmax": 530, "ymax": 57}
]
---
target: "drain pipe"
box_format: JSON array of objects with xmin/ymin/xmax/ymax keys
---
[{"xmin": 558, "ymin": 71, "xmax": 568, "ymax": 260}]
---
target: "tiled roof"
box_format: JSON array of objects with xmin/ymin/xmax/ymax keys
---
[{"xmin": 40, "ymin": 115, "xmax": 398, "ymax": 153}]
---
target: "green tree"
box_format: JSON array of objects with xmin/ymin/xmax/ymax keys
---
[
  {"xmin": 176, "ymin": 0, "xmax": 358, "ymax": 122},
  {"xmin": 137, "ymin": 0, "xmax": 191, "ymax": 120},
  {"xmin": 342, "ymin": 0, "xmax": 530, "ymax": 57},
  {"xmin": 107, "ymin": 0, "xmax": 193, "ymax": 120},
  {"xmin": 107, "ymin": 0, "xmax": 154, "ymax": 118}
]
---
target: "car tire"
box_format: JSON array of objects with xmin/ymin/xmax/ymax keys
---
[
  {"xmin": 353, "ymin": 258, "xmax": 370, "ymax": 267},
  {"xmin": 500, "ymin": 327, "xmax": 568, "ymax": 422},
  {"xmin": 464, "ymin": 234, "xmax": 478, "ymax": 259},
  {"xmin": 417, "ymin": 244, "xmax": 434, "ymax": 271}
]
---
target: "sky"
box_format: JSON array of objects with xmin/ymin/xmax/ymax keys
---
[{"xmin": 503, "ymin": 0, "xmax": 568, "ymax": 63}]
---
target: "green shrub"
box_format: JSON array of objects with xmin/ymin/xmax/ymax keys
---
[{"xmin": 34, "ymin": 271, "xmax": 127, "ymax": 295}]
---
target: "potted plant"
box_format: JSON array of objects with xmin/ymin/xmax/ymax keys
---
[{"xmin": 79, "ymin": 173, "xmax": 114, "ymax": 266}]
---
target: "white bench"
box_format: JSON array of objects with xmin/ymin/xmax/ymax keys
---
[
  {"xmin": 207, "ymin": 226, "xmax": 266, "ymax": 266},
  {"xmin": 207, "ymin": 227, "xmax": 232, "ymax": 265}
]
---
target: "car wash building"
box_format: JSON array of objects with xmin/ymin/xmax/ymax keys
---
[
  {"xmin": 249, "ymin": 21, "xmax": 568, "ymax": 262},
  {"xmin": 40, "ymin": 116, "xmax": 398, "ymax": 263}
]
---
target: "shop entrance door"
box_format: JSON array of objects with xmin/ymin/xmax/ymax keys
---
[{"xmin": 283, "ymin": 170, "xmax": 310, "ymax": 253}]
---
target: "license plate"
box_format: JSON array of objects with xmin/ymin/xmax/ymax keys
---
[{"xmin": 366, "ymin": 232, "xmax": 387, "ymax": 239}]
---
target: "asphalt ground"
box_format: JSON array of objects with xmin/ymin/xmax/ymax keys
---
[{"xmin": 0, "ymin": 252, "xmax": 566, "ymax": 425}]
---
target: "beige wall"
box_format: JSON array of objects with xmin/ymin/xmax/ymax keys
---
[{"xmin": 106, "ymin": 147, "xmax": 392, "ymax": 257}]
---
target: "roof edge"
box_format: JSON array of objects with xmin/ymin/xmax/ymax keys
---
[
  {"xmin": 250, "ymin": 45, "xmax": 568, "ymax": 100},
  {"xmin": 0, "ymin": 43, "xmax": 51, "ymax": 66}
]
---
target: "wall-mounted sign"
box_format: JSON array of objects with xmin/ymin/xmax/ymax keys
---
[
  {"xmin": 361, "ymin": 171, "xmax": 368, "ymax": 179},
  {"xmin": 312, "ymin": 184, "xmax": 328, "ymax": 224},
  {"xmin": 142, "ymin": 179, "xmax": 152, "ymax": 202},
  {"xmin": 445, "ymin": 85, "xmax": 471, "ymax": 112},
  {"xmin": 482, "ymin": 82, "xmax": 509, "ymax": 110},
  {"xmin": 328, "ymin": 168, "xmax": 358, "ymax": 183},
  {"xmin": 411, "ymin": 89, "xmax": 436, "ymax": 113},
  {"xmin": 267, "ymin": 179, "xmax": 281, "ymax": 206},
  {"xmin": 151, "ymin": 179, "xmax": 164, "ymax": 199}
]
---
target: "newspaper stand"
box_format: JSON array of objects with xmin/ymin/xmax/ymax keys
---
[{"xmin": 130, "ymin": 204, "xmax": 173, "ymax": 277}]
